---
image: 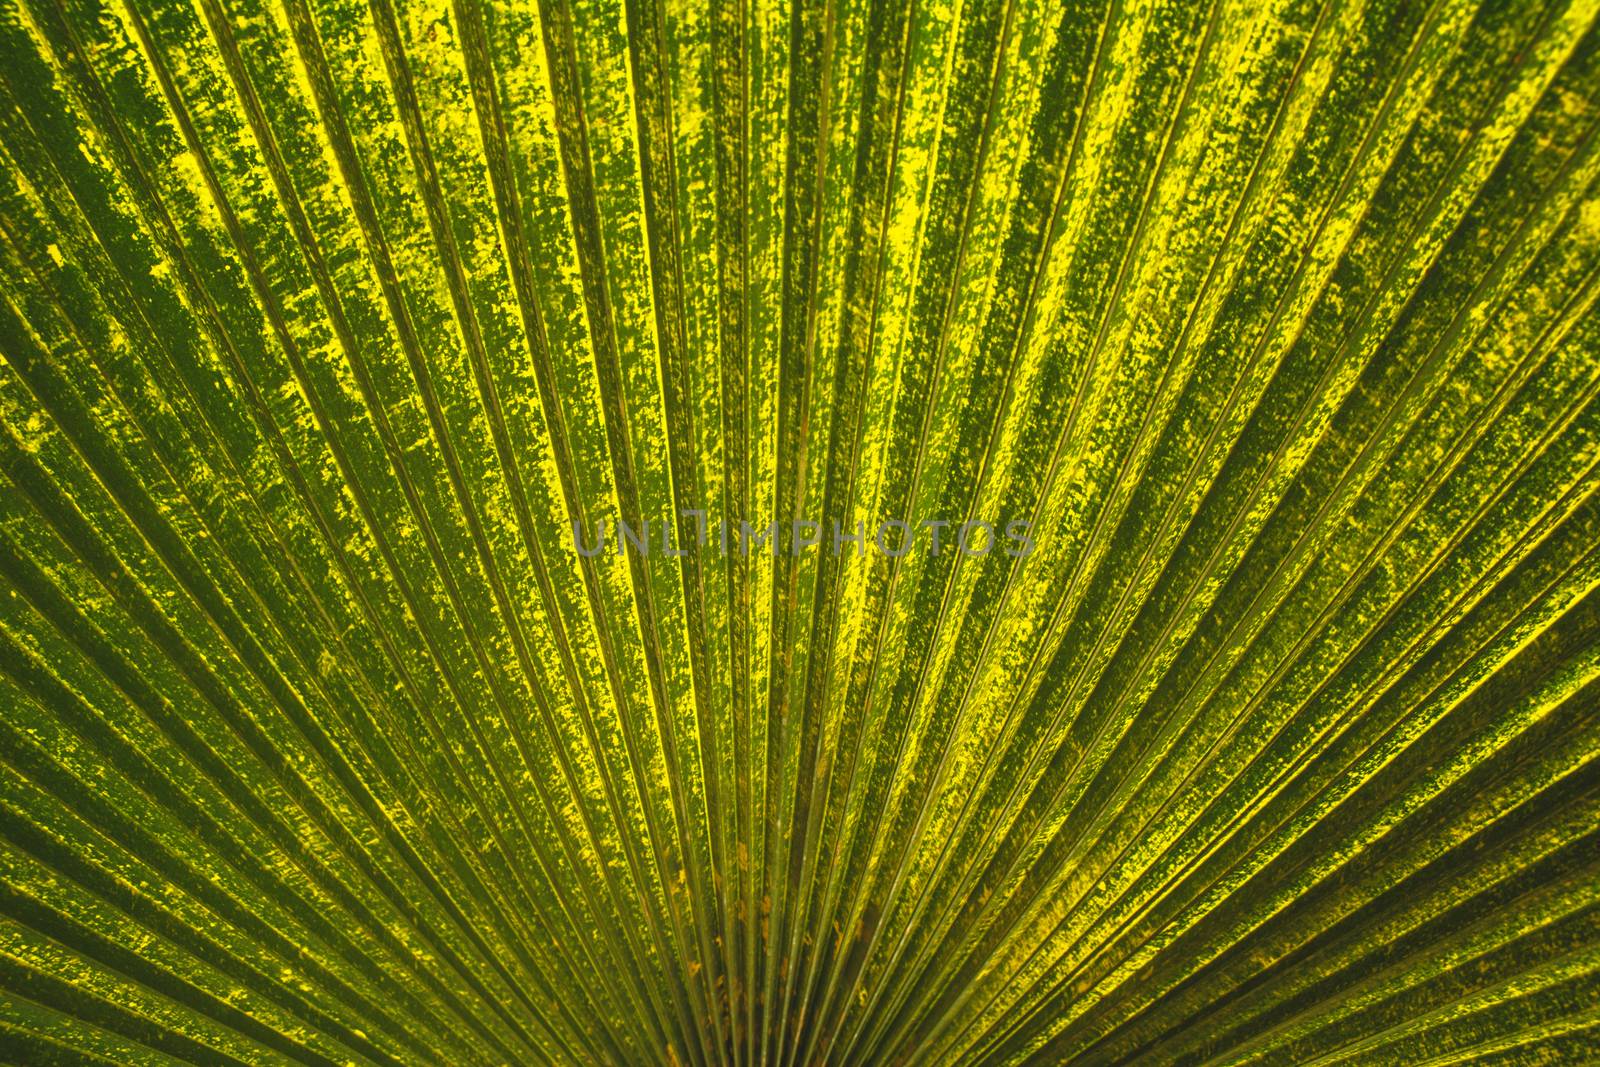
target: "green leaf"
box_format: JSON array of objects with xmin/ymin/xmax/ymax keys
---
[{"xmin": 0, "ymin": 0, "xmax": 1597, "ymax": 1062}]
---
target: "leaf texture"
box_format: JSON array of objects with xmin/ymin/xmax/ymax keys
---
[{"xmin": 0, "ymin": 0, "xmax": 1598, "ymax": 1063}]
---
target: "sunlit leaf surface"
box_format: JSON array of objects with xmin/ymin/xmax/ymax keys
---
[{"xmin": 0, "ymin": 0, "xmax": 1598, "ymax": 1062}]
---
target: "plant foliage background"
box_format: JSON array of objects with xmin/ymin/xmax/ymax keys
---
[{"xmin": 0, "ymin": 0, "xmax": 1598, "ymax": 1062}]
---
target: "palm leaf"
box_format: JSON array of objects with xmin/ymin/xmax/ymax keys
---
[{"xmin": 0, "ymin": 0, "xmax": 1597, "ymax": 1062}]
